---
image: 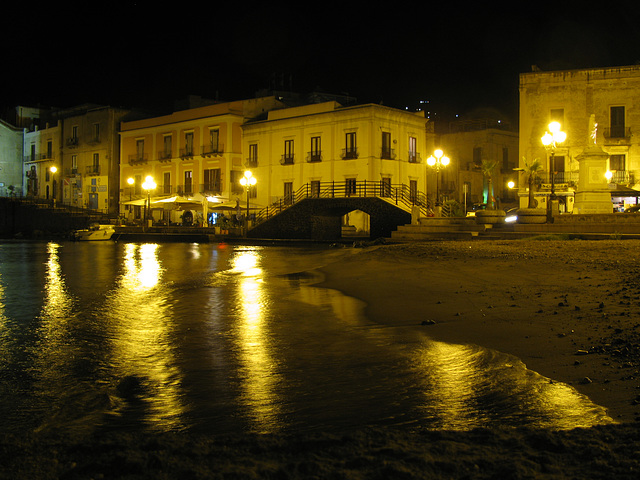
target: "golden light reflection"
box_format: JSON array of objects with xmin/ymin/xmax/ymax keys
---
[
  {"xmin": 105, "ymin": 243, "xmax": 185, "ymax": 429},
  {"xmin": 416, "ymin": 340, "xmax": 480, "ymax": 429},
  {"xmin": 231, "ymin": 249, "xmax": 281, "ymax": 432}
]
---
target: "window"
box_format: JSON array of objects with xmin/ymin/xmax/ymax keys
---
[
  {"xmin": 344, "ymin": 132, "xmax": 357, "ymax": 159},
  {"xmin": 473, "ymin": 147, "xmax": 482, "ymax": 169},
  {"xmin": 93, "ymin": 123, "xmax": 100, "ymax": 142},
  {"xmin": 283, "ymin": 139, "xmax": 294, "ymax": 164},
  {"xmin": 610, "ymin": 154, "xmax": 625, "ymax": 171},
  {"xmin": 408, "ymin": 136, "xmax": 417, "ymax": 163},
  {"xmin": 134, "ymin": 174, "xmax": 142, "ymax": 195},
  {"xmin": 46, "ymin": 140, "xmax": 53, "ymax": 159},
  {"xmin": 90, "ymin": 153, "xmax": 100, "ymax": 175},
  {"xmin": 248, "ymin": 144, "xmax": 258, "ymax": 167},
  {"xmin": 204, "ymin": 168, "xmax": 222, "ymax": 194},
  {"xmin": 410, "ymin": 180, "xmax": 418, "ymax": 202},
  {"xmin": 380, "ymin": 177, "xmax": 391, "ymax": 197},
  {"xmin": 163, "ymin": 172, "xmax": 171, "ymax": 194},
  {"xmin": 162, "ymin": 135, "xmax": 172, "ymax": 160},
  {"xmin": 610, "ymin": 106, "xmax": 626, "ymax": 138},
  {"xmin": 230, "ymin": 171, "xmax": 244, "ymax": 195},
  {"xmin": 284, "ymin": 182, "xmax": 293, "ymax": 204},
  {"xmin": 210, "ymin": 129, "xmax": 220, "ymax": 152},
  {"xmin": 71, "ymin": 155, "xmax": 78, "ymax": 173},
  {"xmin": 184, "ymin": 132, "xmax": 194, "ymax": 156},
  {"xmin": 310, "ymin": 180, "xmax": 320, "ymax": 198},
  {"xmin": 309, "ymin": 136, "xmax": 321, "ymax": 162},
  {"xmin": 136, "ymin": 139, "xmax": 145, "ymax": 161},
  {"xmin": 550, "ymin": 109, "xmax": 564, "ymax": 126},
  {"xmin": 345, "ymin": 178, "xmax": 356, "ymax": 196},
  {"xmin": 184, "ymin": 170, "xmax": 193, "ymax": 194},
  {"xmin": 382, "ymin": 132, "xmax": 392, "ymax": 159}
]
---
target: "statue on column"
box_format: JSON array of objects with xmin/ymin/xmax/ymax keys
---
[{"xmin": 588, "ymin": 114, "xmax": 598, "ymax": 145}]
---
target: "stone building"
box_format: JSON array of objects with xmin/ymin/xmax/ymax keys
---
[
  {"xmin": 118, "ymin": 96, "xmax": 285, "ymax": 223},
  {"xmin": 241, "ymin": 101, "xmax": 432, "ymax": 233},
  {"xmin": 437, "ymin": 116, "xmax": 518, "ymax": 212},
  {"xmin": 519, "ymin": 65, "xmax": 640, "ymax": 213},
  {"xmin": 0, "ymin": 118, "xmax": 24, "ymax": 197}
]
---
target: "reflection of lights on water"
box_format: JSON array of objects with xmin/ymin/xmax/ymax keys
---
[
  {"xmin": 44, "ymin": 242, "xmax": 74, "ymax": 317},
  {"xmin": 107, "ymin": 243, "xmax": 185, "ymax": 429},
  {"xmin": 231, "ymin": 249, "xmax": 281, "ymax": 432},
  {"xmin": 123, "ymin": 243, "xmax": 162, "ymax": 290},
  {"xmin": 415, "ymin": 339, "xmax": 614, "ymax": 430}
]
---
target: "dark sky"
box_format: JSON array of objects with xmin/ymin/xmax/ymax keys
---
[{"xmin": 4, "ymin": 2, "xmax": 640, "ymax": 123}]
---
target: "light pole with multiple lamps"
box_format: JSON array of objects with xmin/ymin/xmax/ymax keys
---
[
  {"xmin": 427, "ymin": 149, "xmax": 450, "ymax": 211},
  {"xmin": 541, "ymin": 121, "xmax": 566, "ymax": 222},
  {"xmin": 142, "ymin": 175, "xmax": 156, "ymax": 229},
  {"xmin": 239, "ymin": 170, "xmax": 256, "ymax": 235}
]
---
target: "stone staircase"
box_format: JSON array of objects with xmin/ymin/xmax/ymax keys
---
[{"xmin": 391, "ymin": 217, "xmax": 507, "ymax": 240}]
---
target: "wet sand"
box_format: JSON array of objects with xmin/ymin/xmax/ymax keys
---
[
  {"xmin": 2, "ymin": 239, "xmax": 640, "ymax": 479},
  {"xmin": 318, "ymin": 239, "xmax": 640, "ymax": 424}
]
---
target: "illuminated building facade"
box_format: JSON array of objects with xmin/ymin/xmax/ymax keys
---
[
  {"xmin": 0, "ymin": 118, "xmax": 24, "ymax": 197},
  {"xmin": 118, "ymin": 97, "xmax": 285, "ymax": 222},
  {"xmin": 437, "ymin": 117, "xmax": 518, "ymax": 210},
  {"xmin": 60, "ymin": 105, "xmax": 132, "ymax": 215},
  {"xmin": 23, "ymin": 120, "xmax": 61, "ymax": 200},
  {"xmin": 242, "ymin": 101, "xmax": 431, "ymax": 230},
  {"xmin": 519, "ymin": 65, "xmax": 640, "ymax": 212}
]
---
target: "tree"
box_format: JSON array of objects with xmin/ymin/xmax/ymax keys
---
[
  {"xmin": 522, "ymin": 157, "xmax": 543, "ymax": 209},
  {"xmin": 481, "ymin": 158, "xmax": 499, "ymax": 209}
]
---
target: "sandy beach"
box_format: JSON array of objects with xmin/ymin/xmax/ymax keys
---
[{"xmin": 2, "ymin": 239, "xmax": 640, "ymax": 479}]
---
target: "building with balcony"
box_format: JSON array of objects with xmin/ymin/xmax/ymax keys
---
[
  {"xmin": 0, "ymin": 118, "xmax": 23, "ymax": 197},
  {"xmin": 519, "ymin": 65, "xmax": 640, "ymax": 213},
  {"xmin": 59, "ymin": 105, "xmax": 134, "ymax": 214},
  {"xmin": 437, "ymin": 116, "xmax": 518, "ymax": 211},
  {"xmin": 241, "ymin": 101, "xmax": 431, "ymax": 232},
  {"xmin": 23, "ymin": 120, "xmax": 61, "ymax": 200},
  {"xmin": 119, "ymin": 96, "xmax": 285, "ymax": 222}
]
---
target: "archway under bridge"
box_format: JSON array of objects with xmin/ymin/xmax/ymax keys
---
[{"xmin": 247, "ymin": 197, "xmax": 412, "ymax": 241}]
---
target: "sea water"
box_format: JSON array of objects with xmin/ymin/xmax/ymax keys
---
[{"xmin": 0, "ymin": 241, "xmax": 613, "ymax": 436}]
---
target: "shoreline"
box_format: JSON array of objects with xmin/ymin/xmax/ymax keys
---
[{"xmin": 317, "ymin": 239, "xmax": 640, "ymax": 423}]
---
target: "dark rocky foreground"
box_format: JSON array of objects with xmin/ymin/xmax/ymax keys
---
[{"xmin": 2, "ymin": 424, "xmax": 640, "ymax": 479}]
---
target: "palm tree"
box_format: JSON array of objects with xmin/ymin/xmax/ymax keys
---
[
  {"xmin": 522, "ymin": 157, "xmax": 543, "ymax": 209},
  {"xmin": 481, "ymin": 158, "xmax": 499, "ymax": 209}
]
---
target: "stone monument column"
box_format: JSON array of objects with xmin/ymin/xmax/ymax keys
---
[{"xmin": 573, "ymin": 115, "xmax": 613, "ymax": 214}]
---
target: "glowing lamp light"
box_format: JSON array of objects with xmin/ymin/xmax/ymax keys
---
[
  {"xmin": 605, "ymin": 170, "xmax": 613, "ymax": 182},
  {"xmin": 142, "ymin": 175, "xmax": 156, "ymax": 191},
  {"xmin": 239, "ymin": 170, "xmax": 257, "ymax": 188},
  {"xmin": 507, "ymin": 180, "xmax": 516, "ymax": 189},
  {"xmin": 50, "ymin": 166, "xmax": 57, "ymax": 174}
]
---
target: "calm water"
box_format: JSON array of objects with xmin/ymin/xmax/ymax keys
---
[{"xmin": 0, "ymin": 241, "xmax": 613, "ymax": 436}]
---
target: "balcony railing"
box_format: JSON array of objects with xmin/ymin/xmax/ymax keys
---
[
  {"xmin": 604, "ymin": 126, "xmax": 631, "ymax": 139},
  {"xmin": 342, "ymin": 147, "xmax": 358, "ymax": 160},
  {"xmin": 307, "ymin": 151, "xmax": 322, "ymax": 162},
  {"xmin": 158, "ymin": 151, "xmax": 173, "ymax": 162},
  {"xmin": 202, "ymin": 144, "xmax": 224, "ymax": 156},
  {"xmin": 280, "ymin": 154, "xmax": 295, "ymax": 165},
  {"xmin": 408, "ymin": 151, "xmax": 421, "ymax": 163},
  {"xmin": 245, "ymin": 158, "xmax": 258, "ymax": 168},
  {"xmin": 128, "ymin": 153, "xmax": 148, "ymax": 165},
  {"xmin": 86, "ymin": 165, "xmax": 101, "ymax": 176},
  {"xmin": 381, "ymin": 148, "xmax": 395, "ymax": 160},
  {"xmin": 180, "ymin": 148, "xmax": 195, "ymax": 158}
]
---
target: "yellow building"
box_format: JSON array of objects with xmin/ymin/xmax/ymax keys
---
[
  {"xmin": 119, "ymin": 97, "xmax": 284, "ymax": 223},
  {"xmin": 23, "ymin": 120, "xmax": 61, "ymax": 201},
  {"xmin": 519, "ymin": 65, "xmax": 640, "ymax": 213},
  {"xmin": 242, "ymin": 101, "xmax": 431, "ymax": 232}
]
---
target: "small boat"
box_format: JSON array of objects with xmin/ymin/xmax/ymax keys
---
[{"xmin": 71, "ymin": 223, "xmax": 115, "ymax": 241}]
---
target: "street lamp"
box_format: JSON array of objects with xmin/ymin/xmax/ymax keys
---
[
  {"xmin": 49, "ymin": 166, "xmax": 57, "ymax": 206},
  {"xmin": 142, "ymin": 175, "xmax": 156, "ymax": 228},
  {"xmin": 541, "ymin": 121, "xmax": 566, "ymax": 222},
  {"xmin": 427, "ymin": 149, "xmax": 450, "ymax": 208},
  {"xmin": 239, "ymin": 170, "xmax": 257, "ymax": 234}
]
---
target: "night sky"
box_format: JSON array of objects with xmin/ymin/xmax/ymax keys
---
[{"xmin": 4, "ymin": 2, "xmax": 640, "ymax": 123}]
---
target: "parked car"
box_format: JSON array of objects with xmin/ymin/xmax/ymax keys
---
[{"xmin": 504, "ymin": 207, "xmax": 519, "ymax": 223}]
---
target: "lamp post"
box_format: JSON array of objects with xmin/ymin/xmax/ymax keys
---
[
  {"xmin": 142, "ymin": 175, "xmax": 156, "ymax": 229},
  {"xmin": 427, "ymin": 149, "xmax": 450, "ymax": 210},
  {"xmin": 49, "ymin": 166, "xmax": 57, "ymax": 206},
  {"xmin": 239, "ymin": 170, "xmax": 256, "ymax": 235},
  {"xmin": 541, "ymin": 121, "xmax": 566, "ymax": 222}
]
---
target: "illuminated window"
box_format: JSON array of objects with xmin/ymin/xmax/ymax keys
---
[
  {"xmin": 309, "ymin": 136, "xmax": 321, "ymax": 162},
  {"xmin": 184, "ymin": 170, "xmax": 193, "ymax": 194},
  {"xmin": 346, "ymin": 178, "xmax": 356, "ymax": 196},
  {"xmin": 344, "ymin": 132, "xmax": 357, "ymax": 159},
  {"xmin": 283, "ymin": 139, "xmax": 294, "ymax": 164},
  {"xmin": 248, "ymin": 144, "xmax": 258, "ymax": 167},
  {"xmin": 408, "ymin": 136, "xmax": 417, "ymax": 162},
  {"xmin": 382, "ymin": 132, "xmax": 392, "ymax": 159}
]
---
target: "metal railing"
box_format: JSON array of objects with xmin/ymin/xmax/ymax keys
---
[{"xmin": 253, "ymin": 181, "xmax": 432, "ymax": 226}]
